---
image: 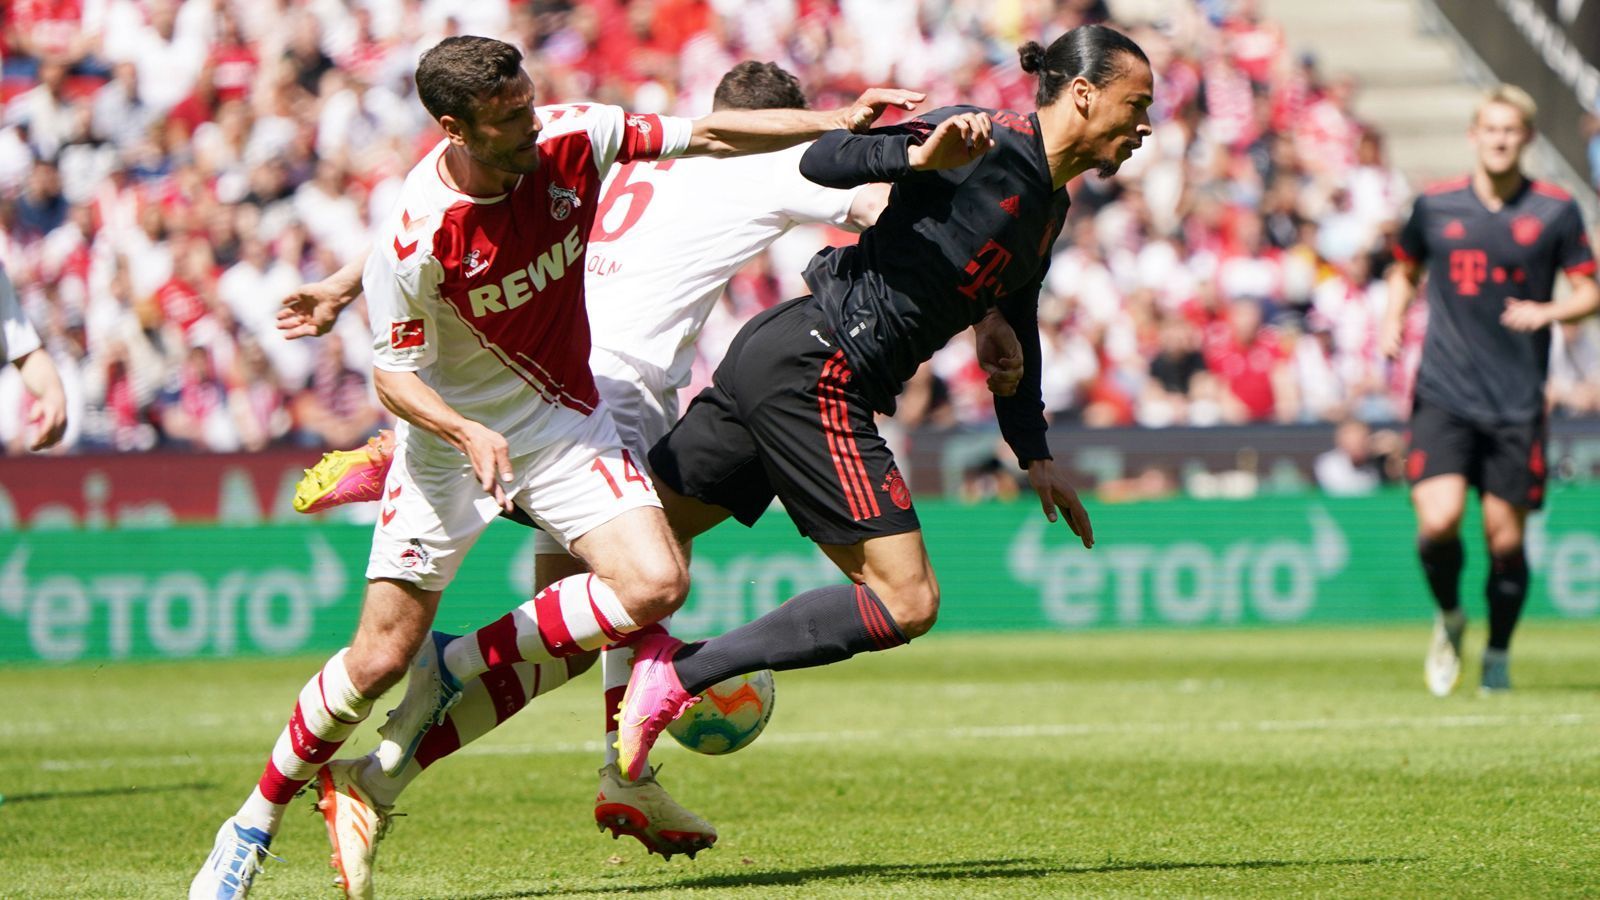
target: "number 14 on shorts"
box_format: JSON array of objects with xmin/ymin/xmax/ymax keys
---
[{"xmin": 591, "ymin": 449, "xmax": 652, "ymax": 498}]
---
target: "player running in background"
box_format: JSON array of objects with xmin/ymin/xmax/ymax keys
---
[
  {"xmin": 0, "ymin": 260, "xmax": 68, "ymax": 451},
  {"xmin": 1381, "ymin": 85, "xmax": 1598, "ymax": 696},
  {"xmin": 190, "ymin": 36, "xmax": 922, "ymax": 899}
]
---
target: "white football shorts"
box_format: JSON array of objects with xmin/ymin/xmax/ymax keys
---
[
  {"xmin": 531, "ymin": 346, "xmax": 678, "ymax": 555},
  {"xmin": 368, "ymin": 405, "xmax": 662, "ymax": 591}
]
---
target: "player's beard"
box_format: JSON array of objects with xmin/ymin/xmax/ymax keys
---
[
  {"xmin": 1095, "ymin": 155, "xmax": 1122, "ymax": 178},
  {"xmin": 468, "ymin": 140, "xmax": 540, "ymax": 177}
]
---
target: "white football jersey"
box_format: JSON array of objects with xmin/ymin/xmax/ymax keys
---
[
  {"xmin": 364, "ymin": 104, "xmax": 692, "ymax": 461},
  {"xmin": 583, "ymin": 143, "xmax": 862, "ymax": 391}
]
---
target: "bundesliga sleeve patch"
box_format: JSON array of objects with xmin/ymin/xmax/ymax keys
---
[{"xmin": 390, "ymin": 319, "xmax": 426, "ymax": 349}]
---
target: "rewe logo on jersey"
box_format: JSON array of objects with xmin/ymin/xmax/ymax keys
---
[{"xmin": 466, "ymin": 225, "xmax": 584, "ymax": 317}]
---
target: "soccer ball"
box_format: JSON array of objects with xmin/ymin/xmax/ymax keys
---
[{"xmin": 666, "ymin": 669, "xmax": 776, "ymax": 755}]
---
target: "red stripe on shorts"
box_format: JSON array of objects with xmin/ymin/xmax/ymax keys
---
[
  {"xmin": 818, "ymin": 354, "xmax": 865, "ymax": 519},
  {"xmin": 821, "ymin": 355, "xmax": 880, "ymax": 518}
]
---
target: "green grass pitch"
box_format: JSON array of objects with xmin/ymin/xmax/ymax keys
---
[{"xmin": 2, "ymin": 624, "xmax": 1598, "ymax": 898}]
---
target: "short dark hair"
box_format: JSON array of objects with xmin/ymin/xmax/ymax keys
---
[
  {"xmin": 1018, "ymin": 25, "xmax": 1149, "ymax": 107},
  {"xmin": 712, "ymin": 61, "xmax": 808, "ymax": 111},
  {"xmin": 415, "ymin": 36, "xmax": 525, "ymax": 124}
]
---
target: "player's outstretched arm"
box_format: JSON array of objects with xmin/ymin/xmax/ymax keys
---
[
  {"xmin": 800, "ymin": 111, "xmax": 995, "ymax": 188},
  {"xmin": 684, "ymin": 88, "xmax": 924, "ymax": 158},
  {"xmin": 373, "ymin": 368, "xmax": 515, "ymax": 511},
  {"xmin": 277, "ymin": 249, "xmax": 371, "ymax": 340},
  {"xmin": 1025, "ymin": 458, "xmax": 1094, "ymax": 549},
  {"xmin": 1502, "ymin": 271, "xmax": 1600, "ymax": 332},
  {"xmin": 16, "ymin": 347, "xmax": 66, "ymax": 450}
]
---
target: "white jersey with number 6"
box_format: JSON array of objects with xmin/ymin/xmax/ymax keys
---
[{"xmin": 583, "ymin": 143, "xmax": 863, "ymax": 399}]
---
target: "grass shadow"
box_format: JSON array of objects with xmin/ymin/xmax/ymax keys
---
[
  {"xmin": 444, "ymin": 854, "xmax": 1426, "ymax": 898},
  {"xmin": 0, "ymin": 781, "xmax": 215, "ymax": 805}
]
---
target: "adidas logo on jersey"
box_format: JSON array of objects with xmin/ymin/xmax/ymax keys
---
[{"xmin": 467, "ymin": 225, "xmax": 584, "ymax": 317}]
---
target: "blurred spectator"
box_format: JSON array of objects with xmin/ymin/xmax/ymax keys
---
[
  {"xmin": 157, "ymin": 343, "xmax": 237, "ymax": 451},
  {"xmin": 1315, "ymin": 418, "xmax": 1381, "ymax": 495},
  {"xmin": 1314, "ymin": 418, "xmax": 1404, "ymax": 495},
  {"xmin": 292, "ymin": 331, "xmax": 379, "ymax": 449},
  {"xmin": 1203, "ymin": 297, "xmax": 1296, "ymax": 423},
  {"xmin": 15, "ymin": 159, "xmax": 68, "ymax": 239}
]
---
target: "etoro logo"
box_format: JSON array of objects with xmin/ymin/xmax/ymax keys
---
[
  {"xmin": 466, "ymin": 225, "xmax": 584, "ymax": 316},
  {"xmin": 1007, "ymin": 506, "xmax": 1348, "ymax": 627},
  {"xmin": 0, "ymin": 537, "xmax": 348, "ymax": 662}
]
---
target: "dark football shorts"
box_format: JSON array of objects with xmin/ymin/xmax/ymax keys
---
[
  {"xmin": 649, "ymin": 297, "xmax": 921, "ymax": 545},
  {"xmin": 1406, "ymin": 394, "xmax": 1548, "ymax": 509}
]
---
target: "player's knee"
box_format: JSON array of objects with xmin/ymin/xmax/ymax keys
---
[
  {"xmin": 884, "ymin": 581, "xmax": 940, "ymax": 640},
  {"xmin": 346, "ymin": 644, "xmax": 415, "ymax": 697},
  {"xmin": 1487, "ymin": 536, "xmax": 1525, "ymax": 560},
  {"xmin": 1416, "ymin": 515, "xmax": 1461, "ymax": 544},
  {"xmin": 615, "ymin": 558, "xmax": 690, "ymax": 625}
]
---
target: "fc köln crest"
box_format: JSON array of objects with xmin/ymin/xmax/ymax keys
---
[
  {"xmin": 548, "ymin": 183, "xmax": 581, "ymax": 221},
  {"xmin": 1510, "ymin": 214, "xmax": 1543, "ymax": 246}
]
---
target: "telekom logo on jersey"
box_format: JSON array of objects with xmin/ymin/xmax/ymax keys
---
[{"xmin": 465, "ymin": 224, "xmax": 584, "ymax": 317}]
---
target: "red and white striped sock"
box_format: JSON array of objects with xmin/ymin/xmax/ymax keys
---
[
  {"xmin": 443, "ymin": 574, "xmax": 637, "ymax": 681},
  {"xmin": 235, "ymin": 649, "xmax": 371, "ymax": 834},
  {"xmin": 353, "ymin": 657, "xmax": 582, "ymax": 809},
  {"xmin": 600, "ymin": 619, "xmax": 671, "ymax": 768}
]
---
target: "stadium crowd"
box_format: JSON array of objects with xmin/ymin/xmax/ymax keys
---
[{"xmin": 0, "ymin": 0, "xmax": 1596, "ymax": 456}]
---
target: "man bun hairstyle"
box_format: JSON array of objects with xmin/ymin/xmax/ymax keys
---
[
  {"xmin": 1019, "ymin": 24, "xmax": 1149, "ymax": 107},
  {"xmin": 712, "ymin": 60, "xmax": 809, "ymax": 111},
  {"xmin": 415, "ymin": 35, "xmax": 525, "ymax": 124}
]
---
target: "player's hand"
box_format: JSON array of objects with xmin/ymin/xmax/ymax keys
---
[
  {"xmin": 907, "ymin": 112, "xmax": 994, "ymax": 171},
  {"xmin": 1379, "ymin": 316, "xmax": 1404, "ymax": 359},
  {"xmin": 974, "ymin": 310, "xmax": 1023, "ymax": 397},
  {"xmin": 1026, "ymin": 458, "xmax": 1093, "ymax": 549},
  {"xmin": 1501, "ymin": 298, "xmax": 1553, "ymax": 332},
  {"xmin": 277, "ymin": 279, "xmax": 353, "ymax": 340},
  {"xmin": 27, "ymin": 392, "xmax": 67, "ymax": 451},
  {"xmin": 458, "ymin": 420, "xmax": 515, "ymax": 512},
  {"xmin": 841, "ymin": 88, "xmax": 926, "ymax": 132}
]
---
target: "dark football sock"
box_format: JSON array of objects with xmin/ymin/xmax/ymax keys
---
[
  {"xmin": 1485, "ymin": 549, "xmax": 1529, "ymax": 652},
  {"xmin": 673, "ymin": 583, "xmax": 907, "ymax": 695},
  {"xmin": 1418, "ymin": 536, "xmax": 1465, "ymax": 613}
]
